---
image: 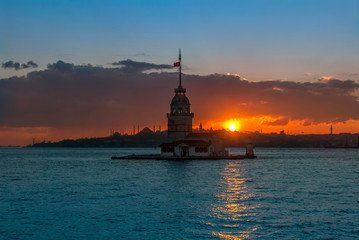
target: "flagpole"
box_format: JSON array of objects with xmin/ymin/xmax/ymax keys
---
[{"xmin": 179, "ymin": 48, "xmax": 181, "ymax": 87}]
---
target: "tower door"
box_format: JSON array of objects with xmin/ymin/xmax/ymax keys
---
[{"xmin": 181, "ymin": 147, "xmax": 189, "ymax": 157}]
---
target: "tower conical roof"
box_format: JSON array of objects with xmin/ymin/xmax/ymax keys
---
[{"xmin": 171, "ymin": 90, "xmax": 190, "ymax": 105}]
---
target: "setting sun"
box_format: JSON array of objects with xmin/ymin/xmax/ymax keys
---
[
  {"xmin": 229, "ymin": 123, "xmax": 236, "ymax": 131},
  {"xmin": 224, "ymin": 119, "xmax": 241, "ymax": 132}
]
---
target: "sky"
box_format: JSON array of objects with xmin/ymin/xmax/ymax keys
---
[{"xmin": 0, "ymin": 0, "xmax": 359, "ymax": 145}]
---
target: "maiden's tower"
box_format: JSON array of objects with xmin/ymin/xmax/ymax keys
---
[
  {"xmin": 111, "ymin": 50, "xmax": 255, "ymax": 159},
  {"xmin": 167, "ymin": 50, "xmax": 194, "ymax": 141}
]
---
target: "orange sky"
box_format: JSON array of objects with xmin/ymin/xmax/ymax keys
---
[
  {"xmin": 200, "ymin": 117, "xmax": 359, "ymax": 135},
  {"xmin": 1, "ymin": 61, "xmax": 359, "ymax": 146},
  {"xmin": 2, "ymin": 117, "xmax": 358, "ymax": 147}
]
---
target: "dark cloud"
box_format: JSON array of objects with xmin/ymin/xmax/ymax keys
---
[
  {"xmin": 2, "ymin": 60, "xmax": 38, "ymax": 70},
  {"xmin": 47, "ymin": 60, "xmax": 74, "ymax": 72},
  {"xmin": 2, "ymin": 61, "xmax": 21, "ymax": 70},
  {"xmin": 22, "ymin": 61, "xmax": 38, "ymax": 68},
  {"xmin": 0, "ymin": 60, "xmax": 359, "ymax": 133},
  {"xmin": 112, "ymin": 59, "xmax": 173, "ymax": 73},
  {"xmin": 264, "ymin": 117, "xmax": 290, "ymax": 126}
]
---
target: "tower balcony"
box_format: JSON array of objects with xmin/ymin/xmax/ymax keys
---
[{"xmin": 167, "ymin": 112, "xmax": 194, "ymax": 118}]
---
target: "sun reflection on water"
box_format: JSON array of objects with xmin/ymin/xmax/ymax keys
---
[{"xmin": 210, "ymin": 161, "xmax": 260, "ymax": 239}]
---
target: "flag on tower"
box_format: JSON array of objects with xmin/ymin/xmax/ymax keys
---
[{"xmin": 173, "ymin": 62, "xmax": 180, "ymax": 67}]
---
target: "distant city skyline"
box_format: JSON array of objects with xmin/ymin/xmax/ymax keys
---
[{"xmin": 0, "ymin": 0, "xmax": 359, "ymax": 145}]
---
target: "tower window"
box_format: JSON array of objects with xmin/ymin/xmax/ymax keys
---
[{"xmin": 178, "ymin": 107, "xmax": 182, "ymax": 114}]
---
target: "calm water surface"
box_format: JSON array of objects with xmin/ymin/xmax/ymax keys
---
[{"xmin": 1, "ymin": 147, "xmax": 358, "ymax": 239}]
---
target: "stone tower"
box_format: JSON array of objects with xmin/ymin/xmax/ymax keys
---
[{"xmin": 167, "ymin": 50, "xmax": 194, "ymax": 141}]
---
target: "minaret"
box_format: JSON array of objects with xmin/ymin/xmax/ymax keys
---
[
  {"xmin": 330, "ymin": 125, "xmax": 333, "ymax": 135},
  {"xmin": 167, "ymin": 49, "xmax": 194, "ymax": 141}
]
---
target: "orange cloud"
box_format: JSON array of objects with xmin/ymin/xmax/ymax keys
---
[{"xmin": 320, "ymin": 76, "xmax": 337, "ymax": 81}]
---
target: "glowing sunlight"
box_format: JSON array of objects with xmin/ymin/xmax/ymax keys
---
[
  {"xmin": 229, "ymin": 123, "xmax": 236, "ymax": 132},
  {"xmin": 225, "ymin": 119, "xmax": 241, "ymax": 132}
]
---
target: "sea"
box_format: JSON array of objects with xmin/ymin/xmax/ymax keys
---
[{"xmin": 0, "ymin": 147, "xmax": 358, "ymax": 239}]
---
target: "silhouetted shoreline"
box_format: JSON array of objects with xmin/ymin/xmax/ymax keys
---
[{"xmin": 27, "ymin": 128, "xmax": 359, "ymax": 148}]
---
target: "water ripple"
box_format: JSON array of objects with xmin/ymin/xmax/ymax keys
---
[{"xmin": 0, "ymin": 147, "xmax": 358, "ymax": 239}]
